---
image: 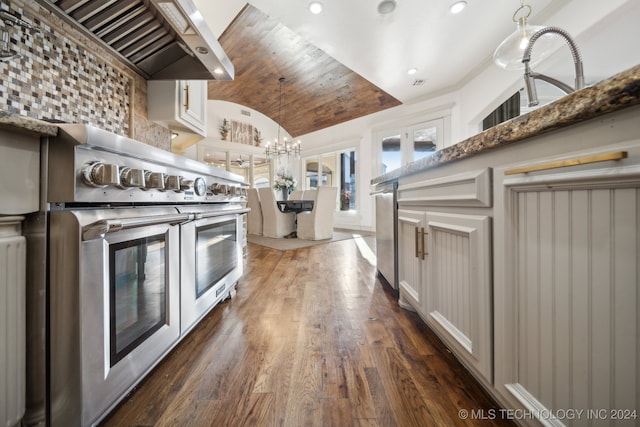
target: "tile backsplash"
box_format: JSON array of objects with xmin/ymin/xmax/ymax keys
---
[{"xmin": 0, "ymin": 0, "xmax": 171, "ymax": 150}]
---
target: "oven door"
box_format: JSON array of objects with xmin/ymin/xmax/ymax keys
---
[
  {"xmin": 180, "ymin": 209, "xmax": 245, "ymax": 335},
  {"xmin": 49, "ymin": 207, "xmax": 188, "ymax": 427}
]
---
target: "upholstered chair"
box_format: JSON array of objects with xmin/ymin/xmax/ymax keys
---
[
  {"xmin": 289, "ymin": 190, "xmax": 304, "ymax": 200},
  {"xmin": 296, "ymin": 186, "xmax": 338, "ymax": 240},
  {"xmin": 246, "ymin": 188, "xmax": 263, "ymax": 235},
  {"xmin": 302, "ymin": 189, "xmax": 317, "ymax": 201},
  {"xmin": 258, "ymin": 187, "xmax": 296, "ymax": 238}
]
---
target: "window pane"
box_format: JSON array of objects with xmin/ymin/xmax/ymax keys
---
[
  {"xmin": 305, "ymin": 158, "xmax": 318, "ymax": 189},
  {"xmin": 321, "ymin": 154, "xmax": 335, "ymax": 187},
  {"xmin": 381, "ymin": 134, "xmax": 401, "ymax": 173},
  {"xmin": 412, "ymin": 126, "xmax": 437, "ymax": 162},
  {"xmin": 340, "ymin": 151, "xmax": 356, "ymax": 211}
]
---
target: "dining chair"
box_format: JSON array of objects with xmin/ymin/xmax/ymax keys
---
[
  {"xmin": 246, "ymin": 188, "xmax": 263, "ymax": 235},
  {"xmin": 296, "ymin": 186, "xmax": 338, "ymax": 240},
  {"xmin": 302, "ymin": 189, "xmax": 317, "ymax": 201},
  {"xmin": 258, "ymin": 187, "xmax": 296, "ymax": 238},
  {"xmin": 289, "ymin": 190, "xmax": 304, "ymax": 200}
]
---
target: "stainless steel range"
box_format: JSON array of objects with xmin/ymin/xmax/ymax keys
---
[{"xmin": 44, "ymin": 124, "xmax": 248, "ymax": 427}]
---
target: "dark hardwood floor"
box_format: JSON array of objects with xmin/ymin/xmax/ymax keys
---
[{"xmin": 101, "ymin": 237, "xmax": 514, "ymax": 426}]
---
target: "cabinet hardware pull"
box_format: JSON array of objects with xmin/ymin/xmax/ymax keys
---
[
  {"xmin": 421, "ymin": 228, "xmax": 427, "ymax": 259},
  {"xmin": 415, "ymin": 227, "xmax": 426, "ymax": 260},
  {"xmin": 504, "ymin": 151, "xmax": 628, "ymax": 175},
  {"xmin": 184, "ymin": 85, "xmax": 190, "ymax": 110}
]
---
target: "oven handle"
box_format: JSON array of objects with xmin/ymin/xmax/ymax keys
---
[
  {"xmin": 82, "ymin": 213, "xmax": 194, "ymax": 241},
  {"xmin": 194, "ymin": 207, "xmax": 250, "ymax": 219}
]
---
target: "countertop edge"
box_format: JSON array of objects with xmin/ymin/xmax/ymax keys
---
[
  {"xmin": 0, "ymin": 112, "xmax": 60, "ymax": 137},
  {"xmin": 371, "ymin": 64, "xmax": 640, "ymax": 185}
]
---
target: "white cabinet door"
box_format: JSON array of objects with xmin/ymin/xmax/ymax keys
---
[
  {"xmin": 178, "ymin": 80, "xmax": 207, "ymax": 135},
  {"xmin": 147, "ymin": 80, "xmax": 207, "ymax": 136},
  {"xmin": 424, "ymin": 211, "xmax": 492, "ymax": 383},
  {"xmin": 397, "ymin": 209, "xmax": 427, "ymax": 314},
  {"xmin": 494, "ymin": 144, "xmax": 640, "ymax": 422}
]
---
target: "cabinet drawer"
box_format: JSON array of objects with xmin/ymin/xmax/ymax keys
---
[{"xmin": 398, "ymin": 168, "xmax": 491, "ymax": 207}]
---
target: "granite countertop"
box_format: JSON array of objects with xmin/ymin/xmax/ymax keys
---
[
  {"xmin": 372, "ymin": 64, "xmax": 640, "ymax": 185},
  {"xmin": 0, "ymin": 111, "xmax": 60, "ymax": 137}
]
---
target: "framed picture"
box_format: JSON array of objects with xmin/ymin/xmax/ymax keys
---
[{"xmin": 231, "ymin": 120, "xmax": 254, "ymax": 145}]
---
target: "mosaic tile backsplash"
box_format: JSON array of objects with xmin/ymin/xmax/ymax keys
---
[{"xmin": 0, "ymin": 0, "xmax": 171, "ymax": 150}]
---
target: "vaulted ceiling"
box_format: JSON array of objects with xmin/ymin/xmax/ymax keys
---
[
  {"xmin": 207, "ymin": 5, "xmax": 401, "ymax": 138},
  {"xmin": 198, "ymin": 0, "xmax": 638, "ymax": 139}
]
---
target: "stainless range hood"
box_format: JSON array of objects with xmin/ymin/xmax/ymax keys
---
[{"xmin": 35, "ymin": 0, "xmax": 234, "ymax": 80}]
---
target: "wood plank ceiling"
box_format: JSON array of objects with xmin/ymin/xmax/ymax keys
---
[{"xmin": 208, "ymin": 4, "xmax": 402, "ymax": 138}]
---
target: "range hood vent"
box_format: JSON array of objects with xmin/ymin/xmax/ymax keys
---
[{"xmin": 35, "ymin": 0, "xmax": 234, "ymax": 80}]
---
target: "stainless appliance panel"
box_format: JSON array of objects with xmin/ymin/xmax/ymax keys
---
[
  {"xmin": 48, "ymin": 124, "xmax": 247, "ymax": 205},
  {"xmin": 49, "ymin": 207, "xmax": 181, "ymax": 427},
  {"xmin": 179, "ymin": 210, "xmax": 245, "ymax": 335}
]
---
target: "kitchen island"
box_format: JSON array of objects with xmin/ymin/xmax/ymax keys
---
[{"xmin": 372, "ymin": 65, "xmax": 640, "ymax": 426}]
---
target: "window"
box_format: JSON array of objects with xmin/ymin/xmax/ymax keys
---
[
  {"xmin": 378, "ymin": 117, "xmax": 446, "ymax": 174},
  {"xmin": 339, "ymin": 151, "xmax": 356, "ymax": 211},
  {"xmin": 303, "ymin": 148, "xmax": 357, "ymax": 212},
  {"xmin": 409, "ymin": 121, "xmax": 440, "ymax": 162},
  {"xmin": 381, "ymin": 132, "xmax": 401, "ymax": 174}
]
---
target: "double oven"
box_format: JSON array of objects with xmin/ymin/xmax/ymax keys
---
[{"xmin": 44, "ymin": 125, "xmax": 248, "ymax": 426}]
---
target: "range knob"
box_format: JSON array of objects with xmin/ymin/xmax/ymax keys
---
[
  {"xmin": 212, "ymin": 184, "xmax": 229, "ymax": 195},
  {"xmin": 82, "ymin": 162, "xmax": 120, "ymax": 187},
  {"xmin": 143, "ymin": 171, "xmax": 165, "ymax": 190},
  {"xmin": 164, "ymin": 175, "xmax": 182, "ymax": 192},
  {"xmin": 180, "ymin": 179, "xmax": 193, "ymax": 192},
  {"xmin": 119, "ymin": 167, "xmax": 145, "ymax": 188},
  {"xmin": 193, "ymin": 177, "xmax": 207, "ymax": 196}
]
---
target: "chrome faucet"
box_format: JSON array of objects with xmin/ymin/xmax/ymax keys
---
[{"xmin": 521, "ymin": 26, "xmax": 585, "ymax": 107}]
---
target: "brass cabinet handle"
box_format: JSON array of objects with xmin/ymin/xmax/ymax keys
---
[
  {"xmin": 415, "ymin": 227, "xmax": 427, "ymax": 260},
  {"xmin": 421, "ymin": 227, "xmax": 427, "ymax": 259},
  {"xmin": 184, "ymin": 84, "xmax": 190, "ymax": 110},
  {"xmin": 504, "ymin": 151, "xmax": 628, "ymax": 175}
]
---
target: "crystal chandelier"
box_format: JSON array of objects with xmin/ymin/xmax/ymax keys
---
[{"xmin": 265, "ymin": 77, "xmax": 301, "ymax": 162}]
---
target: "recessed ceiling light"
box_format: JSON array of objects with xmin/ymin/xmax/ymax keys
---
[
  {"xmin": 450, "ymin": 1, "xmax": 467, "ymax": 14},
  {"xmin": 377, "ymin": 0, "xmax": 397, "ymax": 15},
  {"xmin": 309, "ymin": 1, "xmax": 323, "ymax": 14},
  {"xmin": 214, "ymin": 67, "xmax": 224, "ymax": 75},
  {"xmin": 407, "ymin": 68, "xmax": 418, "ymax": 75}
]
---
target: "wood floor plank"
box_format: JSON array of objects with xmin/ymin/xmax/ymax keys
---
[
  {"xmin": 363, "ymin": 367, "xmax": 397, "ymax": 427},
  {"xmin": 100, "ymin": 239, "xmax": 514, "ymax": 427},
  {"xmin": 343, "ymin": 359, "xmax": 377, "ymax": 419},
  {"xmin": 321, "ymin": 398, "xmax": 352, "ymax": 427},
  {"xmin": 369, "ymin": 346, "xmax": 440, "ymax": 427}
]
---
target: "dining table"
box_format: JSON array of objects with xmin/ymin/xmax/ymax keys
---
[{"xmin": 276, "ymin": 199, "xmax": 314, "ymax": 238}]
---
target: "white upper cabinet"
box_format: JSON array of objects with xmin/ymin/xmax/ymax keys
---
[{"xmin": 148, "ymin": 80, "xmax": 208, "ymax": 136}]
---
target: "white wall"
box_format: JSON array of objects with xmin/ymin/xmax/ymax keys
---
[{"xmin": 194, "ymin": 0, "xmax": 639, "ymax": 232}]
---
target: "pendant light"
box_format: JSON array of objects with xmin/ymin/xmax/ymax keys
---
[{"xmin": 493, "ymin": 1, "xmax": 557, "ymax": 70}]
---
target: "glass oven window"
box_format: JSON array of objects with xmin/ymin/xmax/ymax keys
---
[
  {"xmin": 109, "ymin": 234, "xmax": 167, "ymax": 366},
  {"xmin": 196, "ymin": 219, "xmax": 237, "ymax": 298}
]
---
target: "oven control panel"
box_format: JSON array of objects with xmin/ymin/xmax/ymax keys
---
[{"xmin": 59, "ymin": 147, "xmax": 248, "ymax": 204}]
